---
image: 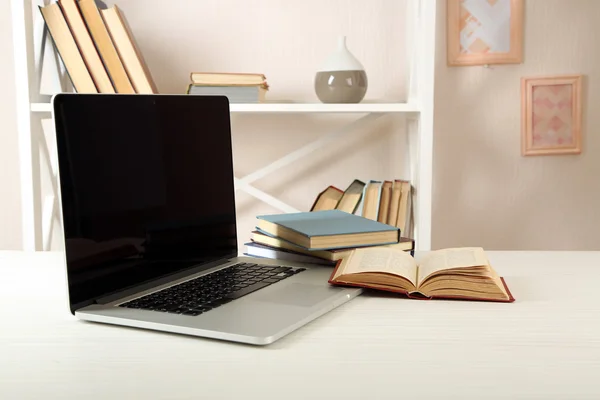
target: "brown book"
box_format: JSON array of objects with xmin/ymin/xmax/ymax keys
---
[
  {"xmin": 329, "ymin": 246, "xmax": 515, "ymax": 303},
  {"xmin": 78, "ymin": 0, "xmax": 135, "ymax": 93},
  {"xmin": 396, "ymin": 180, "xmax": 412, "ymax": 234},
  {"xmin": 310, "ymin": 185, "xmax": 343, "ymax": 211},
  {"xmin": 377, "ymin": 180, "xmax": 393, "ymax": 223},
  {"xmin": 387, "ymin": 180, "xmax": 402, "ymax": 226},
  {"xmin": 336, "ymin": 179, "xmax": 365, "ymax": 214},
  {"xmin": 39, "ymin": 3, "xmax": 97, "ymax": 93},
  {"xmin": 251, "ymin": 230, "xmax": 414, "ymax": 262},
  {"xmin": 190, "ymin": 72, "xmax": 266, "ymax": 85},
  {"xmin": 361, "ymin": 180, "xmax": 382, "ymax": 221},
  {"xmin": 58, "ymin": 0, "xmax": 114, "ymax": 93},
  {"xmin": 101, "ymin": 5, "xmax": 158, "ymax": 94}
]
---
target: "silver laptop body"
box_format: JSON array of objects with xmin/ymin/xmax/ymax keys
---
[{"xmin": 53, "ymin": 94, "xmax": 360, "ymax": 345}]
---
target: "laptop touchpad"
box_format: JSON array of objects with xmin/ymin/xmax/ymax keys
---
[{"xmin": 253, "ymin": 283, "xmax": 341, "ymax": 308}]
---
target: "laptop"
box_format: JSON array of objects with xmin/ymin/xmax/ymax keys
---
[{"xmin": 51, "ymin": 93, "xmax": 361, "ymax": 345}]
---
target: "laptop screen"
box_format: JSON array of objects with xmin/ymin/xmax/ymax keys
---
[{"xmin": 53, "ymin": 94, "xmax": 238, "ymax": 313}]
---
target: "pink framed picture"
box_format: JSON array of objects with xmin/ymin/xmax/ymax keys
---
[
  {"xmin": 447, "ymin": 0, "xmax": 524, "ymax": 66},
  {"xmin": 521, "ymin": 75, "xmax": 583, "ymax": 156}
]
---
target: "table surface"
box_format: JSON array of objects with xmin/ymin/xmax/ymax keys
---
[{"xmin": 1, "ymin": 250, "xmax": 599, "ymax": 400}]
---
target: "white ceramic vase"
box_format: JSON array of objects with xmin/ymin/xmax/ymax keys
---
[{"xmin": 314, "ymin": 36, "xmax": 368, "ymax": 103}]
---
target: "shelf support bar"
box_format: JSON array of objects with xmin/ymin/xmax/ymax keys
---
[
  {"xmin": 234, "ymin": 178, "xmax": 299, "ymax": 213},
  {"xmin": 238, "ymin": 113, "xmax": 384, "ymax": 186}
]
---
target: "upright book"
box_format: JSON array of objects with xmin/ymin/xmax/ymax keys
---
[
  {"xmin": 359, "ymin": 180, "xmax": 383, "ymax": 221},
  {"xmin": 310, "ymin": 185, "xmax": 343, "ymax": 211},
  {"xmin": 256, "ymin": 210, "xmax": 400, "ymax": 251},
  {"xmin": 39, "ymin": 3, "xmax": 97, "ymax": 93},
  {"xmin": 78, "ymin": 0, "xmax": 135, "ymax": 93},
  {"xmin": 58, "ymin": 0, "xmax": 114, "ymax": 93},
  {"xmin": 329, "ymin": 246, "xmax": 514, "ymax": 302},
  {"xmin": 336, "ymin": 179, "xmax": 365, "ymax": 214},
  {"xmin": 100, "ymin": 5, "xmax": 158, "ymax": 94}
]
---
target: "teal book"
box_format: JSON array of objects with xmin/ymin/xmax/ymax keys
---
[{"xmin": 256, "ymin": 209, "xmax": 400, "ymax": 250}]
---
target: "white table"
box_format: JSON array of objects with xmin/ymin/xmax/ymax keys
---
[{"xmin": 1, "ymin": 250, "xmax": 599, "ymax": 400}]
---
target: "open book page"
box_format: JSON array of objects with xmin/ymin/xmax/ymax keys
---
[
  {"xmin": 417, "ymin": 247, "xmax": 490, "ymax": 286},
  {"xmin": 338, "ymin": 247, "xmax": 418, "ymax": 286}
]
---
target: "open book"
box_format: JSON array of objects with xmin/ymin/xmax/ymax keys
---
[{"xmin": 329, "ymin": 247, "xmax": 514, "ymax": 302}]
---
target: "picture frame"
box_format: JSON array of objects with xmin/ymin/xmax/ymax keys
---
[
  {"xmin": 447, "ymin": 0, "xmax": 524, "ymax": 66},
  {"xmin": 521, "ymin": 75, "xmax": 583, "ymax": 156}
]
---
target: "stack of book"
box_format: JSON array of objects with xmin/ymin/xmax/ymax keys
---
[
  {"xmin": 40, "ymin": 0, "xmax": 157, "ymax": 94},
  {"xmin": 310, "ymin": 179, "xmax": 413, "ymax": 238},
  {"xmin": 186, "ymin": 73, "xmax": 269, "ymax": 103},
  {"xmin": 244, "ymin": 210, "xmax": 415, "ymax": 266}
]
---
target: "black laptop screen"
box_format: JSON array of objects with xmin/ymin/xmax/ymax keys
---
[{"xmin": 53, "ymin": 94, "xmax": 237, "ymax": 313}]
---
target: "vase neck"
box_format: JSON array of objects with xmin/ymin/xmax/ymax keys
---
[{"xmin": 338, "ymin": 36, "xmax": 347, "ymax": 50}]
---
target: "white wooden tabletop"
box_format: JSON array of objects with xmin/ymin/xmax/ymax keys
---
[{"xmin": 1, "ymin": 250, "xmax": 599, "ymax": 400}]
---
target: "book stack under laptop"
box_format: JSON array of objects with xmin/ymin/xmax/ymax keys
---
[
  {"xmin": 244, "ymin": 210, "xmax": 415, "ymax": 266},
  {"xmin": 186, "ymin": 72, "xmax": 269, "ymax": 103}
]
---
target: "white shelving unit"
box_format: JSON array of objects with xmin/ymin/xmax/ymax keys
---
[{"xmin": 11, "ymin": 0, "xmax": 437, "ymax": 252}]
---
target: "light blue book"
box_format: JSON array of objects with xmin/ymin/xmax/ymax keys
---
[{"xmin": 256, "ymin": 209, "xmax": 400, "ymax": 250}]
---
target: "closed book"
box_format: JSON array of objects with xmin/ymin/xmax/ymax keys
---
[
  {"xmin": 190, "ymin": 72, "xmax": 266, "ymax": 85},
  {"xmin": 377, "ymin": 180, "xmax": 393, "ymax": 223},
  {"xmin": 100, "ymin": 5, "xmax": 158, "ymax": 94},
  {"xmin": 310, "ymin": 185, "xmax": 344, "ymax": 212},
  {"xmin": 336, "ymin": 179, "xmax": 365, "ymax": 214},
  {"xmin": 187, "ymin": 85, "xmax": 267, "ymax": 103},
  {"xmin": 244, "ymin": 242, "xmax": 335, "ymax": 266},
  {"xmin": 39, "ymin": 3, "xmax": 97, "ymax": 93},
  {"xmin": 78, "ymin": 0, "xmax": 135, "ymax": 93},
  {"xmin": 256, "ymin": 209, "xmax": 400, "ymax": 251},
  {"xmin": 358, "ymin": 180, "xmax": 383, "ymax": 221},
  {"xmin": 251, "ymin": 230, "xmax": 414, "ymax": 261},
  {"xmin": 58, "ymin": 0, "xmax": 114, "ymax": 93}
]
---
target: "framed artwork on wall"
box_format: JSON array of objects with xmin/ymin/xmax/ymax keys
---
[
  {"xmin": 447, "ymin": 0, "xmax": 524, "ymax": 66},
  {"xmin": 521, "ymin": 75, "xmax": 583, "ymax": 156}
]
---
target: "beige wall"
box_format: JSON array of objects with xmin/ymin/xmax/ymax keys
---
[
  {"xmin": 0, "ymin": 0, "xmax": 22, "ymax": 250},
  {"xmin": 432, "ymin": 0, "xmax": 600, "ymax": 250},
  {"xmin": 3, "ymin": 0, "xmax": 600, "ymax": 251}
]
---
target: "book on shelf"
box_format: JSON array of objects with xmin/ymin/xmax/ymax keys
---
[
  {"xmin": 78, "ymin": 0, "xmax": 135, "ymax": 94},
  {"xmin": 190, "ymin": 72, "xmax": 267, "ymax": 86},
  {"xmin": 359, "ymin": 180, "xmax": 383, "ymax": 221},
  {"xmin": 377, "ymin": 180, "xmax": 393, "ymax": 223},
  {"xmin": 58, "ymin": 0, "xmax": 115, "ymax": 93},
  {"xmin": 100, "ymin": 5, "xmax": 158, "ymax": 94},
  {"xmin": 395, "ymin": 180, "xmax": 412, "ymax": 234},
  {"xmin": 187, "ymin": 84, "xmax": 268, "ymax": 103},
  {"xmin": 39, "ymin": 3, "xmax": 98, "ymax": 93},
  {"xmin": 335, "ymin": 179, "xmax": 365, "ymax": 214},
  {"xmin": 256, "ymin": 209, "xmax": 400, "ymax": 251},
  {"xmin": 329, "ymin": 246, "xmax": 515, "ymax": 303},
  {"xmin": 310, "ymin": 185, "xmax": 344, "ymax": 212},
  {"xmin": 41, "ymin": 0, "xmax": 156, "ymax": 95},
  {"xmin": 250, "ymin": 230, "xmax": 415, "ymax": 262},
  {"xmin": 387, "ymin": 180, "xmax": 402, "ymax": 227}
]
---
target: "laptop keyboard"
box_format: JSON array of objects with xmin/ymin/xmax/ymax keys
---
[{"xmin": 119, "ymin": 263, "xmax": 306, "ymax": 316}]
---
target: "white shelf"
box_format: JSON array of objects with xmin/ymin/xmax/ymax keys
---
[
  {"xmin": 31, "ymin": 101, "xmax": 419, "ymax": 114},
  {"xmin": 229, "ymin": 102, "xmax": 418, "ymax": 113}
]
